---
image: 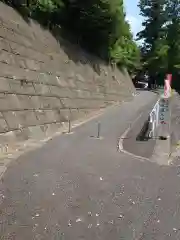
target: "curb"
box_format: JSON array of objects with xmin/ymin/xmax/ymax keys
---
[{"xmin": 118, "ymin": 113, "xmax": 151, "ymax": 162}]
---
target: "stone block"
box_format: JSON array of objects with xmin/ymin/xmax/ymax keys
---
[
  {"xmin": 20, "ymin": 128, "xmax": 32, "ymax": 141},
  {"xmin": 75, "ymin": 89, "xmax": 90, "ymax": 98},
  {"xmin": 0, "ymin": 93, "xmax": 12, "ymax": 111},
  {"xmin": 0, "ymin": 112, "xmax": 8, "ymax": 133},
  {"xmin": 32, "ymin": 51, "xmax": 49, "ymax": 63},
  {"xmin": 70, "ymin": 109, "xmax": 79, "ymax": 121},
  {"xmin": 27, "ymin": 125, "xmax": 45, "ymax": 140},
  {"xmin": 0, "ymin": 131, "xmax": 16, "ymax": 145},
  {"xmin": 39, "ymin": 124, "xmax": 48, "ymax": 134},
  {"xmin": 84, "ymin": 99, "xmax": 100, "ymax": 109},
  {"xmin": 97, "ymin": 85, "xmax": 106, "ymax": 94},
  {"xmin": 91, "ymin": 92, "xmax": 104, "ymax": 99},
  {"xmin": 15, "ymin": 110, "xmax": 38, "ymax": 127},
  {"xmin": 61, "ymin": 98, "xmax": 78, "ymax": 109},
  {"xmin": 19, "ymin": 35, "xmax": 33, "ymax": 48},
  {"xmin": 34, "ymin": 110, "xmax": 50, "ymax": 124},
  {"xmin": 0, "ymin": 77, "xmax": 11, "ymax": 92},
  {"xmin": 59, "ymin": 109, "xmax": 70, "ymax": 122},
  {"xmin": 25, "ymin": 59, "xmax": 40, "ymax": 71},
  {"xmin": 50, "ymin": 86, "xmax": 75, "ymax": 98},
  {"xmin": 16, "ymin": 95, "xmax": 33, "ymax": 109},
  {"xmin": 53, "ymin": 110, "xmax": 62, "ymax": 121},
  {"xmin": 88, "ymin": 82, "xmax": 97, "ymax": 91},
  {"xmin": 0, "ymin": 26, "xmax": 11, "ymax": 41},
  {"xmin": 49, "ymin": 85, "xmax": 59, "ymax": 97},
  {"xmin": 81, "ymin": 98, "xmax": 93, "ymax": 108},
  {"xmin": 0, "ymin": 50, "xmax": 15, "ymax": 65},
  {"xmin": 110, "ymin": 94, "xmax": 120, "ymax": 101},
  {"xmin": 10, "ymin": 42, "xmax": 43, "ymax": 63},
  {"xmin": 44, "ymin": 110, "xmax": 56, "ymax": 122},
  {"xmin": 75, "ymin": 74, "xmax": 85, "ymax": 82},
  {"xmin": 46, "ymin": 75, "xmax": 58, "ymax": 85},
  {"xmin": 9, "ymin": 41, "xmax": 26, "ymax": 55},
  {"xmin": 24, "ymin": 70, "xmax": 40, "ymax": 83},
  {"xmin": 15, "ymin": 55, "xmax": 27, "ymax": 69},
  {"xmin": 43, "ymin": 110, "xmax": 59, "ymax": 122},
  {"xmin": 0, "ymin": 62, "xmax": 27, "ymax": 80},
  {"xmin": 30, "ymin": 96, "xmax": 42, "ymax": 109},
  {"xmin": 0, "ymin": 37, "xmax": 10, "ymax": 51},
  {"xmin": 40, "ymin": 123, "xmax": 59, "ymax": 136},
  {"xmin": 14, "ymin": 129, "xmax": 29, "ymax": 142},
  {"xmin": 37, "ymin": 73, "xmax": 49, "ymax": 84},
  {"xmin": 41, "ymin": 62, "xmax": 55, "ymax": 74},
  {"xmin": 40, "ymin": 96, "xmax": 62, "ymax": 109},
  {"xmin": 75, "ymin": 81, "xmax": 89, "ymax": 90},
  {"xmin": 67, "ymin": 78, "xmax": 77, "ymax": 88},
  {"xmin": 56, "ymin": 75, "xmax": 68, "ymax": 87},
  {"xmin": 97, "ymin": 99, "xmax": 106, "ymax": 108},
  {"xmin": 3, "ymin": 111, "xmax": 20, "ymax": 130},
  {"xmin": 55, "ymin": 122, "xmax": 63, "ymax": 129},
  {"xmin": 9, "ymin": 80, "xmax": 35, "ymax": 95},
  {"xmin": 105, "ymin": 94, "xmax": 117, "ymax": 102},
  {"xmin": 6, "ymin": 94, "xmax": 22, "ymax": 110},
  {"xmin": 77, "ymin": 109, "xmax": 87, "ymax": 118},
  {"xmin": 34, "ymin": 83, "xmax": 51, "ymax": 95},
  {"xmin": 46, "ymin": 123, "xmax": 60, "ymax": 135}
]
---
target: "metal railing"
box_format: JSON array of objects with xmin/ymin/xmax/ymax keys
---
[{"xmin": 149, "ymin": 99, "xmax": 160, "ymax": 138}]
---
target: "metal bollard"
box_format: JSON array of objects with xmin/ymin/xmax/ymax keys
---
[
  {"xmin": 68, "ymin": 119, "xmax": 71, "ymax": 133},
  {"xmin": 97, "ymin": 122, "xmax": 101, "ymax": 138}
]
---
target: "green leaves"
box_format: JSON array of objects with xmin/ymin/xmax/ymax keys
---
[
  {"xmin": 2, "ymin": 0, "xmax": 140, "ymax": 74},
  {"xmin": 136, "ymin": 0, "xmax": 169, "ymax": 78},
  {"xmin": 138, "ymin": 0, "xmax": 180, "ymax": 87},
  {"xmin": 109, "ymin": 36, "xmax": 141, "ymax": 72},
  {"xmin": 60, "ymin": 0, "xmax": 140, "ymax": 71}
]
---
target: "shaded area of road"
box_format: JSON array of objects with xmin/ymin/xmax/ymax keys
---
[
  {"xmin": 0, "ymin": 91, "xmax": 180, "ymax": 240},
  {"xmin": 123, "ymin": 100, "xmax": 157, "ymax": 159}
]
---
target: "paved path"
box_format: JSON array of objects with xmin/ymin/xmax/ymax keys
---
[{"xmin": 0, "ymin": 91, "xmax": 180, "ymax": 240}]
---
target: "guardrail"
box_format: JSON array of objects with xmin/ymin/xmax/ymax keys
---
[
  {"xmin": 148, "ymin": 96, "xmax": 171, "ymax": 139},
  {"xmin": 149, "ymin": 99, "xmax": 160, "ymax": 138}
]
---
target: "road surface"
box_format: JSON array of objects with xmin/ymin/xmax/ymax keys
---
[{"xmin": 0, "ymin": 91, "xmax": 180, "ymax": 240}]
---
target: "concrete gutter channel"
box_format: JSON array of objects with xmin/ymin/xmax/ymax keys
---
[
  {"xmin": 124, "ymin": 91, "xmax": 180, "ymax": 166},
  {"xmin": 123, "ymin": 99, "xmax": 157, "ymax": 160},
  {"xmin": 123, "ymin": 93, "xmax": 178, "ymax": 165}
]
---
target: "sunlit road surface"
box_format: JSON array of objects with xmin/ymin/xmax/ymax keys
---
[{"xmin": 0, "ymin": 91, "xmax": 180, "ymax": 240}]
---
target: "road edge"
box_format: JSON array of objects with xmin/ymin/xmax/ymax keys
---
[{"xmin": 118, "ymin": 113, "xmax": 151, "ymax": 162}]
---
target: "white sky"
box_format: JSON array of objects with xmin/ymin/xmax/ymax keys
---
[{"xmin": 124, "ymin": 0, "xmax": 143, "ymax": 38}]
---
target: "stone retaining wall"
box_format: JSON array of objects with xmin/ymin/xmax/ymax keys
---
[{"xmin": 0, "ymin": 2, "xmax": 135, "ymax": 147}]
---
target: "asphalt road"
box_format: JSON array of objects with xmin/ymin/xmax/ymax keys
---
[{"xmin": 0, "ymin": 91, "xmax": 180, "ymax": 240}]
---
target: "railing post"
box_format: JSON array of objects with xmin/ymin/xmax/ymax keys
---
[{"xmin": 148, "ymin": 100, "xmax": 160, "ymax": 139}]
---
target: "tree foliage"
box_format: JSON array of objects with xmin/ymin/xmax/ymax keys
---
[
  {"xmin": 1, "ymin": 0, "xmax": 141, "ymax": 73},
  {"xmin": 138, "ymin": 0, "xmax": 180, "ymax": 88}
]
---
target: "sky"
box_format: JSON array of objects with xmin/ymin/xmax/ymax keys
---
[{"xmin": 124, "ymin": 0, "xmax": 143, "ymax": 39}]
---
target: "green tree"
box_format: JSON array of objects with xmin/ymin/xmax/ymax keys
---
[
  {"xmin": 138, "ymin": 0, "xmax": 167, "ymax": 84},
  {"xmin": 163, "ymin": 0, "xmax": 180, "ymax": 89},
  {"xmin": 2, "ymin": 0, "xmax": 141, "ymax": 73},
  {"xmin": 61, "ymin": 0, "xmax": 140, "ymax": 70},
  {"xmin": 110, "ymin": 30, "xmax": 141, "ymax": 73},
  {"xmin": 165, "ymin": 0, "xmax": 180, "ymax": 73},
  {"xmin": 138, "ymin": 0, "xmax": 180, "ymax": 88},
  {"xmin": 30, "ymin": 0, "xmax": 65, "ymax": 27}
]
